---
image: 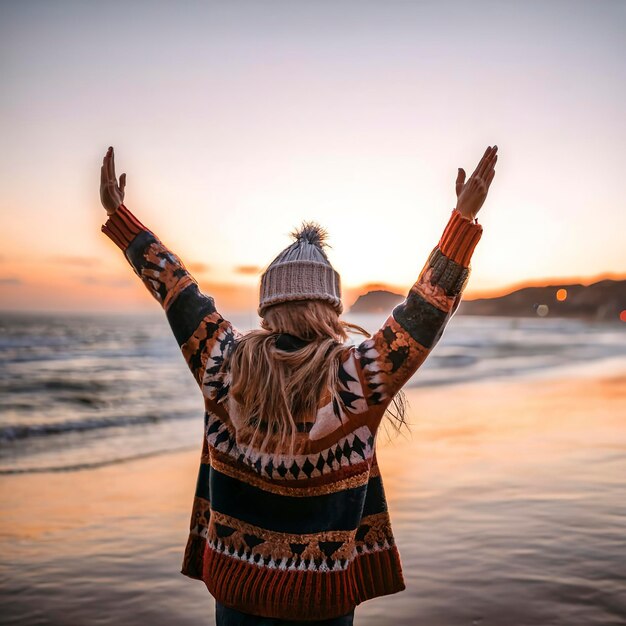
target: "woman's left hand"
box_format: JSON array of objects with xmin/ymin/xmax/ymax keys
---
[{"xmin": 100, "ymin": 146, "xmax": 127, "ymax": 216}]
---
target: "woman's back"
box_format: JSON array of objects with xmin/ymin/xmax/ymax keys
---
[{"xmin": 185, "ymin": 321, "xmax": 407, "ymax": 622}]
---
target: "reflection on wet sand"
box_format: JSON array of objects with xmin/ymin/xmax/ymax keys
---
[{"xmin": 1, "ymin": 370, "xmax": 625, "ymax": 625}]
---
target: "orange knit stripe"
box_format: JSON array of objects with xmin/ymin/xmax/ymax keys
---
[
  {"xmin": 107, "ymin": 214, "xmax": 134, "ymax": 244},
  {"xmin": 117, "ymin": 204, "xmax": 149, "ymax": 232},
  {"xmin": 352, "ymin": 545, "xmax": 406, "ymax": 603},
  {"xmin": 180, "ymin": 532, "xmax": 206, "ymax": 580},
  {"xmin": 106, "ymin": 219, "xmax": 132, "ymax": 249},
  {"xmin": 101, "ymin": 204, "xmax": 150, "ymax": 252},
  {"xmin": 163, "ymin": 274, "xmax": 196, "ymax": 311},
  {"xmin": 438, "ymin": 209, "xmax": 483, "ymax": 266},
  {"xmin": 202, "ymin": 547, "xmax": 360, "ymax": 621},
  {"xmin": 115, "ymin": 207, "xmax": 141, "ymax": 237},
  {"xmin": 276, "ymin": 569, "xmax": 291, "ymax": 613},
  {"xmin": 200, "ymin": 544, "xmax": 405, "ymax": 620},
  {"xmin": 101, "ymin": 224, "xmax": 125, "ymax": 250}
]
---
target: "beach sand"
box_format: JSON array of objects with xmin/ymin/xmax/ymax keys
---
[{"xmin": 1, "ymin": 366, "xmax": 625, "ymax": 625}]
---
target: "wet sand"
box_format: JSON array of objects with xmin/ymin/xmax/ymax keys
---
[{"xmin": 1, "ymin": 366, "xmax": 625, "ymax": 625}]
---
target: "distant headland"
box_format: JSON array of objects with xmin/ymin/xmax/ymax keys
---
[{"xmin": 348, "ymin": 279, "xmax": 626, "ymax": 323}]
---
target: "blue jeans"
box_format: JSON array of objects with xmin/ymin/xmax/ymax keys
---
[{"xmin": 215, "ymin": 601, "xmax": 356, "ymax": 625}]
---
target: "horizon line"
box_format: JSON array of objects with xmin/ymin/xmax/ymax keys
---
[{"xmin": 1, "ymin": 270, "xmax": 623, "ymax": 317}]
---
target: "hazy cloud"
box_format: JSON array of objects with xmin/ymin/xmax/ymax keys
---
[
  {"xmin": 186, "ymin": 262, "xmax": 211, "ymax": 274},
  {"xmin": 360, "ymin": 282, "xmax": 396, "ymax": 292},
  {"xmin": 50, "ymin": 255, "xmax": 101, "ymax": 267},
  {"xmin": 0, "ymin": 277, "xmax": 22, "ymax": 285},
  {"xmin": 235, "ymin": 265, "xmax": 263, "ymax": 275},
  {"xmin": 76, "ymin": 276, "xmax": 134, "ymax": 287}
]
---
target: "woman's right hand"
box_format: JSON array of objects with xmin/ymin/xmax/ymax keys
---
[
  {"xmin": 455, "ymin": 145, "xmax": 498, "ymax": 220},
  {"xmin": 100, "ymin": 146, "xmax": 127, "ymax": 216}
]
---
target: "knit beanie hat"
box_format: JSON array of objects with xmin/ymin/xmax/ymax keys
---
[{"xmin": 258, "ymin": 220, "xmax": 343, "ymax": 318}]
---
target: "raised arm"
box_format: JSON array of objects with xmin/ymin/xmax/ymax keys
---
[
  {"xmin": 99, "ymin": 147, "xmax": 239, "ymax": 402},
  {"xmin": 352, "ymin": 146, "xmax": 497, "ymax": 427}
]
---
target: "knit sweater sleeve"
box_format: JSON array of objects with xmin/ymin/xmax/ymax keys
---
[
  {"xmin": 354, "ymin": 208, "xmax": 483, "ymax": 425},
  {"xmin": 101, "ymin": 204, "xmax": 238, "ymax": 399}
]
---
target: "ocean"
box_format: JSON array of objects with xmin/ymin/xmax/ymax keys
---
[{"xmin": 1, "ymin": 311, "xmax": 624, "ymax": 474}]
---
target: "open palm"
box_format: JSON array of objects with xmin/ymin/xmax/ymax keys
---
[
  {"xmin": 455, "ymin": 145, "xmax": 498, "ymax": 220},
  {"xmin": 100, "ymin": 146, "xmax": 127, "ymax": 216}
]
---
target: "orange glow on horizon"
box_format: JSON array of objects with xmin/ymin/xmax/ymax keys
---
[{"xmin": 1, "ymin": 266, "xmax": 624, "ymax": 314}]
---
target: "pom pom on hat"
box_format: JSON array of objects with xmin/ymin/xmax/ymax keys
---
[{"xmin": 289, "ymin": 220, "xmax": 331, "ymax": 249}]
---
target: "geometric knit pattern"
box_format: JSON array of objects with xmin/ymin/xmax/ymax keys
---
[{"xmin": 101, "ymin": 204, "xmax": 483, "ymax": 621}]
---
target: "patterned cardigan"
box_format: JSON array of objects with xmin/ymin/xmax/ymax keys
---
[{"xmin": 101, "ymin": 205, "xmax": 483, "ymax": 621}]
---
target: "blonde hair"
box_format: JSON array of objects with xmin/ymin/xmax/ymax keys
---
[{"xmin": 223, "ymin": 300, "xmax": 408, "ymax": 459}]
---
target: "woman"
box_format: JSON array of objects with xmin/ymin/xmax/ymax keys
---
[{"xmin": 99, "ymin": 144, "xmax": 497, "ymax": 625}]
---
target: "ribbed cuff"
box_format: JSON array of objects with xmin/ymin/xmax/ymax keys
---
[
  {"xmin": 101, "ymin": 204, "xmax": 149, "ymax": 251},
  {"xmin": 438, "ymin": 208, "xmax": 483, "ymax": 266}
]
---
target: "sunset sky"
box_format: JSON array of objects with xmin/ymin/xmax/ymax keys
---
[{"xmin": 1, "ymin": 0, "xmax": 624, "ymax": 315}]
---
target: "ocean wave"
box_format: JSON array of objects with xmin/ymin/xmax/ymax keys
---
[
  {"xmin": 0, "ymin": 410, "xmax": 196, "ymax": 441},
  {"xmin": 0, "ymin": 444, "xmax": 197, "ymax": 475}
]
